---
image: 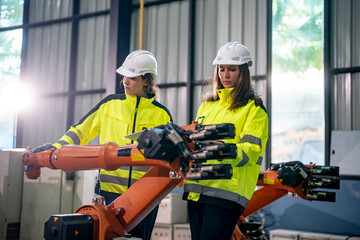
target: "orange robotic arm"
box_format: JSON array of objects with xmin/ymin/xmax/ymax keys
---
[
  {"xmin": 22, "ymin": 122, "xmax": 237, "ymax": 240},
  {"xmin": 22, "ymin": 122, "xmax": 339, "ymax": 240},
  {"xmin": 233, "ymin": 161, "xmax": 340, "ymax": 240},
  {"xmin": 23, "ymin": 142, "xmax": 185, "ymax": 239}
]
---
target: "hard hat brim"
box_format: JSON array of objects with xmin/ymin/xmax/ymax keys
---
[
  {"xmin": 116, "ymin": 66, "xmax": 141, "ymax": 78},
  {"xmin": 213, "ymin": 60, "xmax": 253, "ymax": 67}
]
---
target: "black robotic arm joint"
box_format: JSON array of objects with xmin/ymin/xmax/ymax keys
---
[{"xmin": 136, "ymin": 128, "xmax": 178, "ymax": 162}]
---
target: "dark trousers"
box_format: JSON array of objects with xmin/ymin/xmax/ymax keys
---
[
  {"xmin": 187, "ymin": 201, "xmax": 242, "ymax": 240},
  {"xmin": 100, "ymin": 190, "xmax": 158, "ymax": 240}
]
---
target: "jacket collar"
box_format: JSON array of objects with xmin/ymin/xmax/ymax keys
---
[
  {"xmin": 125, "ymin": 94, "xmax": 154, "ymax": 104},
  {"xmin": 217, "ymin": 88, "xmax": 233, "ymax": 102}
]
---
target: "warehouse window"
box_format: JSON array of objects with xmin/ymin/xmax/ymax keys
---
[
  {"xmin": 271, "ymin": 0, "xmax": 324, "ymax": 164},
  {"xmin": 0, "ymin": 0, "xmax": 24, "ymax": 149}
]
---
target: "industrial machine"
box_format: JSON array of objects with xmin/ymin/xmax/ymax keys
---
[
  {"xmin": 232, "ymin": 160, "xmax": 339, "ymax": 240},
  {"xmin": 22, "ymin": 122, "xmax": 339, "ymax": 240}
]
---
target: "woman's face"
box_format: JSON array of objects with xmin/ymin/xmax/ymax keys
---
[
  {"xmin": 123, "ymin": 76, "xmax": 148, "ymax": 97},
  {"xmin": 218, "ymin": 65, "xmax": 241, "ymax": 88}
]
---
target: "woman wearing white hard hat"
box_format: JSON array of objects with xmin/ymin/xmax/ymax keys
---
[
  {"xmin": 32, "ymin": 50, "xmax": 172, "ymax": 240},
  {"xmin": 116, "ymin": 50, "xmax": 159, "ymax": 97},
  {"xmin": 182, "ymin": 42, "xmax": 269, "ymax": 240}
]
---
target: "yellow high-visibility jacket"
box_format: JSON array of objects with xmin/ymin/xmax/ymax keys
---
[
  {"xmin": 183, "ymin": 88, "xmax": 268, "ymax": 209},
  {"xmin": 54, "ymin": 93, "xmax": 172, "ymax": 194}
]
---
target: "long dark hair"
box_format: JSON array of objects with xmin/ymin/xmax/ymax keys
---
[{"xmin": 204, "ymin": 64, "xmax": 263, "ymax": 111}]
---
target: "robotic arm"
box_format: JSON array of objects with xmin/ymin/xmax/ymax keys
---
[
  {"xmin": 233, "ymin": 161, "xmax": 339, "ymax": 240},
  {"xmin": 22, "ymin": 122, "xmax": 339, "ymax": 240},
  {"xmin": 22, "ymin": 122, "xmax": 237, "ymax": 240}
]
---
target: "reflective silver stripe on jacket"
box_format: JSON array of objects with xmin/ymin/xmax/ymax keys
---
[
  {"xmin": 57, "ymin": 140, "xmax": 69, "ymax": 146},
  {"xmin": 239, "ymin": 134, "xmax": 262, "ymax": 148},
  {"xmin": 100, "ymin": 174, "xmax": 138, "ymax": 187},
  {"xmin": 236, "ymin": 151, "xmax": 249, "ymax": 167},
  {"xmin": 184, "ymin": 183, "xmax": 250, "ymax": 207},
  {"xmin": 118, "ymin": 166, "xmax": 151, "ymax": 172},
  {"xmin": 236, "ymin": 134, "xmax": 263, "ymax": 167},
  {"xmin": 64, "ymin": 131, "xmax": 81, "ymax": 145},
  {"xmin": 236, "ymin": 151, "xmax": 263, "ymax": 167}
]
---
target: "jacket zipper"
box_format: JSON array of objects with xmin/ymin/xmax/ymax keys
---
[{"xmin": 127, "ymin": 96, "xmax": 141, "ymax": 189}]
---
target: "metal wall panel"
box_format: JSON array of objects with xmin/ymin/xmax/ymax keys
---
[
  {"xmin": 193, "ymin": 85, "xmax": 203, "ymax": 119},
  {"xmin": 217, "ymin": 0, "xmax": 230, "ymax": 47},
  {"xmin": 333, "ymin": 74, "xmax": 352, "ymax": 130},
  {"xmin": 195, "ymin": 0, "xmax": 267, "ymax": 79},
  {"xmin": 22, "ymin": 24, "xmax": 71, "ymax": 148},
  {"xmin": 80, "ymin": 0, "xmax": 110, "ymax": 14},
  {"xmin": 352, "ymin": 73, "xmax": 360, "ymax": 130},
  {"xmin": 200, "ymin": 0, "xmax": 217, "ymax": 81},
  {"xmin": 29, "ymin": 0, "xmax": 73, "ymax": 23},
  {"xmin": 74, "ymin": 93, "xmax": 105, "ymax": 126},
  {"xmin": 155, "ymin": 4, "xmax": 173, "ymax": 84},
  {"xmin": 243, "ymin": 0, "xmax": 257, "ymax": 70},
  {"xmin": 194, "ymin": 0, "xmax": 206, "ymax": 82},
  {"xmin": 255, "ymin": 0, "xmax": 268, "ymax": 76},
  {"xmin": 332, "ymin": 0, "xmax": 351, "ymax": 69},
  {"xmin": 21, "ymin": 97, "xmax": 68, "ymax": 148},
  {"xmin": 331, "ymin": 0, "xmax": 360, "ymax": 131},
  {"xmin": 178, "ymin": 2, "xmax": 190, "ymax": 84},
  {"xmin": 229, "ymin": 0, "xmax": 243, "ymax": 43},
  {"xmin": 353, "ymin": 0, "xmax": 360, "ymax": 67},
  {"xmin": 26, "ymin": 24, "xmax": 71, "ymax": 93},
  {"xmin": 130, "ymin": 1, "xmax": 189, "ymax": 85},
  {"xmin": 254, "ymin": 79, "xmax": 267, "ymax": 106},
  {"xmin": 76, "ymin": 16, "xmax": 109, "ymax": 91},
  {"xmin": 160, "ymin": 87, "xmax": 188, "ymax": 126}
]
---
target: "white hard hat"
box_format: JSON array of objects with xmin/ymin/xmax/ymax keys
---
[
  {"xmin": 116, "ymin": 50, "xmax": 158, "ymax": 77},
  {"xmin": 213, "ymin": 42, "xmax": 253, "ymax": 67}
]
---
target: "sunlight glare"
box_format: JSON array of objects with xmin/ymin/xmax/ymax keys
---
[{"xmin": 0, "ymin": 80, "xmax": 36, "ymax": 112}]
